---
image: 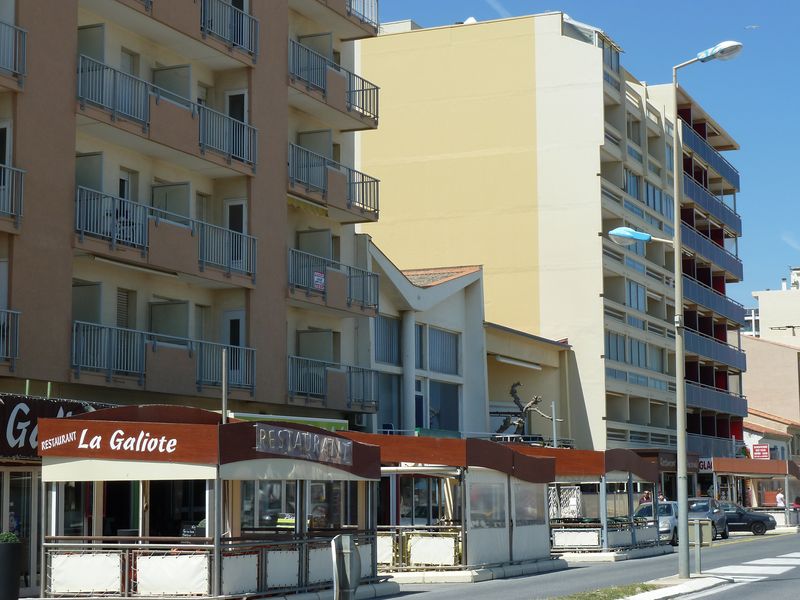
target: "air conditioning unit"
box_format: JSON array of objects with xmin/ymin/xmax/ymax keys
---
[{"xmin": 353, "ymin": 413, "xmax": 368, "ymax": 428}]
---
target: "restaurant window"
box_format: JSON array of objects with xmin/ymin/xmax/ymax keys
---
[
  {"xmin": 308, "ymin": 481, "xmax": 359, "ymax": 530},
  {"xmin": 429, "ymin": 327, "xmax": 459, "ymax": 375},
  {"xmin": 513, "ymin": 481, "xmax": 546, "ymax": 526},
  {"xmin": 149, "ymin": 480, "xmax": 205, "ymax": 537},
  {"xmin": 63, "ymin": 481, "xmax": 92, "ymax": 536},
  {"xmin": 469, "ymin": 482, "xmax": 506, "ymax": 528},
  {"xmin": 375, "ymin": 315, "xmax": 401, "ymax": 365},
  {"xmin": 398, "ymin": 475, "xmax": 458, "ymax": 526},
  {"xmin": 103, "ymin": 481, "xmax": 140, "ymax": 536},
  {"xmin": 240, "ymin": 480, "xmax": 296, "ymax": 530}
]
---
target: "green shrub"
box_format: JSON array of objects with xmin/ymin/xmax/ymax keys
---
[{"xmin": 0, "ymin": 531, "xmax": 20, "ymax": 544}]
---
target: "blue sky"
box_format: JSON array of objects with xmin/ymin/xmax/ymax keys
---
[{"xmin": 378, "ymin": 1, "xmax": 796, "ymax": 307}]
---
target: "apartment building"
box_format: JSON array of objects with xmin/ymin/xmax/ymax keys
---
[
  {"xmin": 356, "ymin": 12, "xmax": 746, "ymax": 453},
  {"xmin": 0, "ymin": 1, "xmax": 382, "ymax": 416}
]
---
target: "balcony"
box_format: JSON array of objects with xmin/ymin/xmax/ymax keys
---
[
  {"xmin": 200, "ymin": 0, "xmax": 259, "ymax": 57},
  {"xmin": 288, "ymin": 39, "xmax": 379, "ymax": 130},
  {"xmin": 684, "ymin": 328, "xmax": 746, "ymax": 372},
  {"xmin": 288, "ymin": 0, "xmax": 378, "ymax": 40},
  {"xmin": 287, "ymin": 355, "xmax": 377, "ymax": 412},
  {"xmin": 0, "ymin": 164, "xmax": 24, "ymax": 230},
  {"xmin": 77, "ymin": 55, "xmax": 257, "ymax": 171},
  {"xmin": 288, "ymin": 248, "xmax": 378, "ymax": 316},
  {"xmin": 287, "ymin": 143, "xmax": 379, "ymax": 222},
  {"xmin": 0, "ymin": 19, "xmax": 26, "ymax": 87},
  {"xmin": 680, "ymin": 120, "xmax": 739, "ymax": 191},
  {"xmin": 75, "ymin": 186, "xmax": 257, "ymax": 283},
  {"xmin": 681, "ymin": 224, "xmax": 743, "ymax": 281},
  {"xmin": 683, "ymin": 175, "xmax": 741, "ymax": 235},
  {"xmin": 683, "ymin": 276, "xmax": 746, "ymax": 325},
  {"xmin": 72, "ymin": 321, "xmax": 255, "ymax": 394},
  {"xmin": 0, "ymin": 308, "xmax": 20, "ymax": 371},
  {"xmin": 685, "ymin": 381, "xmax": 747, "ymax": 417},
  {"xmin": 687, "ymin": 432, "xmax": 742, "ymax": 458}
]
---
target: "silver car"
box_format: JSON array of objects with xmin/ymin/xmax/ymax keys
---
[
  {"xmin": 634, "ymin": 501, "xmax": 679, "ymax": 545},
  {"xmin": 688, "ymin": 497, "xmax": 729, "ymax": 540}
]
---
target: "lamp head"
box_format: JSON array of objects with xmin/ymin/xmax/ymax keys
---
[
  {"xmin": 608, "ymin": 226, "xmax": 652, "ymax": 247},
  {"xmin": 696, "ymin": 40, "xmax": 743, "ymax": 63}
]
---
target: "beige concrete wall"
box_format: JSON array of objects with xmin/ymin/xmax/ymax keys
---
[
  {"xmin": 741, "ymin": 335, "xmax": 800, "ymax": 423},
  {"xmin": 753, "ymin": 289, "xmax": 800, "ymax": 346},
  {"xmin": 357, "ymin": 16, "xmax": 540, "ymax": 334}
]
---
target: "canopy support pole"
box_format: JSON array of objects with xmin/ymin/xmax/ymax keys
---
[{"xmin": 600, "ymin": 475, "xmax": 609, "ymax": 551}]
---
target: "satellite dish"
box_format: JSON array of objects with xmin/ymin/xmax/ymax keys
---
[{"xmin": 464, "ymin": 16, "xmax": 478, "ymax": 25}]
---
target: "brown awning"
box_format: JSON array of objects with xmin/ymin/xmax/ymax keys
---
[
  {"xmin": 632, "ymin": 448, "xmax": 700, "ymax": 473},
  {"xmin": 605, "ymin": 448, "xmax": 659, "ymax": 482},
  {"xmin": 712, "ymin": 457, "xmax": 789, "ymax": 477}
]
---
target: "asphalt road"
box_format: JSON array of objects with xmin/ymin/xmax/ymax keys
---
[{"xmin": 383, "ymin": 532, "xmax": 800, "ymax": 599}]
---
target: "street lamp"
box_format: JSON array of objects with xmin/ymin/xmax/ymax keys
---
[{"xmin": 609, "ymin": 39, "xmax": 742, "ymax": 580}]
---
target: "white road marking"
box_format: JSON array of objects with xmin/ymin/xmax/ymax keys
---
[
  {"xmin": 744, "ymin": 558, "xmax": 800, "ymax": 565},
  {"xmin": 779, "ymin": 552, "xmax": 800, "ymax": 558},
  {"xmin": 704, "ymin": 565, "xmax": 793, "ymax": 575}
]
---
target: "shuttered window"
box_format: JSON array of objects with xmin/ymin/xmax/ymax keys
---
[
  {"xmin": 375, "ymin": 315, "xmax": 400, "ymax": 365},
  {"xmin": 429, "ymin": 327, "xmax": 459, "ymax": 375},
  {"xmin": 116, "ymin": 288, "xmax": 135, "ymax": 328}
]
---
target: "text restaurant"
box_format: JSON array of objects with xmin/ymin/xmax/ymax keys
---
[{"xmin": 37, "ymin": 405, "xmax": 381, "ymax": 598}]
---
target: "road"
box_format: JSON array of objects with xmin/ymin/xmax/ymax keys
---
[{"xmin": 382, "ymin": 532, "xmax": 800, "ymax": 599}]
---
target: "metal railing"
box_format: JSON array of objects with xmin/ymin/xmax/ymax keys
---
[
  {"xmin": 681, "ymin": 223, "xmax": 743, "ymax": 281},
  {"xmin": 346, "ymin": 165, "xmax": 379, "ymax": 215},
  {"xmin": 683, "ymin": 275, "xmax": 746, "ymax": 325},
  {"xmin": 687, "ymin": 433, "xmax": 741, "ymax": 458},
  {"xmin": 377, "ymin": 526, "xmax": 462, "ymax": 569},
  {"xmin": 200, "ymin": 0, "xmax": 259, "ymax": 57},
  {"xmin": 347, "ymin": 365, "xmax": 378, "ymax": 408},
  {"xmin": 683, "ymin": 175, "xmax": 741, "ymax": 234},
  {"xmin": 288, "ymin": 355, "xmax": 378, "ymax": 407},
  {"xmin": 685, "ymin": 380, "xmax": 747, "ymax": 417},
  {"xmin": 0, "ymin": 20, "xmax": 25, "ymax": 79},
  {"xmin": 72, "ymin": 321, "xmax": 255, "ymax": 391},
  {"xmin": 347, "ymin": 0, "xmax": 379, "ymax": 28},
  {"xmin": 198, "ymin": 103, "xmax": 257, "ymax": 166},
  {"xmin": 77, "ymin": 55, "xmax": 258, "ymax": 167},
  {"xmin": 684, "ymin": 328, "xmax": 746, "ymax": 372},
  {"xmin": 289, "ymin": 40, "xmax": 379, "ymax": 121},
  {"xmin": 288, "ymin": 248, "xmax": 378, "ymax": 309},
  {"xmin": 76, "ymin": 186, "xmax": 257, "ymax": 276},
  {"xmin": 680, "ymin": 120, "xmax": 739, "ymax": 191},
  {"xmin": 0, "ymin": 309, "xmax": 19, "ymax": 365},
  {"xmin": 0, "ymin": 164, "xmax": 24, "ymax": 225}
]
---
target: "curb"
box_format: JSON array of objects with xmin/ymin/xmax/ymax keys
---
[
  {"xmin": 625, "ymin": 576, "xmax": 730, "ymax": 600},
  {"xmin": 381, "ymin": 558, "xmax": 568, "ymax": 584}
]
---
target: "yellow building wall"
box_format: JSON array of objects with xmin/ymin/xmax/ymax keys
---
[{"xmin": 358, "ymin": 17, "xmax": 541, "ymax": 334}]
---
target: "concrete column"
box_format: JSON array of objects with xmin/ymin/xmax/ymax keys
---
[{"xmin": 401, "ymin": 310, "xmax": 416, "ymax": 434}]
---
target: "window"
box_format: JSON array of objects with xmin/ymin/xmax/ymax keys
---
[
  {"xmin": 624, "ymin": 168, "xmax": 641, "ymax": 200},
  {"xmin": 648, "ymin": 344, "xmax": 664, "ymax": 373},
  {"xmin": 626, "ymin": 116, "xmax": 641, "ymax": 147},
  {"xmin": 415, "ymin": 324, "xmax": 424, "ymax": 369},
  {"xmin": 116, "ymin": 288, "xmax": 136, "ymax": 329},
  {"xmin": 429, "ymin": 327, "xmax": 459, "ymax": 374},
  {"xmin": 377, "ymin": 373, "xmax": 401, "ymax": 432},
  {"xmin": 629, "ymin": 338, "xmax": 647, "ymax": 369},
  {"xmin": 375, "ymin": 315, "xmax": 401, "ymax": 365},
  {"xmin": 605, "ymin": 330, "xmax": 626, "ymax": 362},
  {"xmin": 513, "ymin": 482, "xmax": 546, "ymax": 526},
  {"xmin": 665, "ymin": 143, "xmax": 674, "ymax": 172},
  {"xmin": 240, "ymin": 481, "xmax": 296, "ymax": 529},
  {"xmin": 626, "ymin": 280, "xmax": 646, "ymax": 312},
  {"xmin": 428, "ymin": 381, "xmax": 459, "ymax": 431},
  {"xmin": 470, "ymin": 483, "xmax": 506, "ymax": 528},
  {"xmin": 599, "ymin": 37, "xmax": 620, "ymax": 72}
]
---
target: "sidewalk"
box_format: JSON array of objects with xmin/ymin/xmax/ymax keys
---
[{"xmin": 625, "ymin": 574, "xmax": 730, "ymax": 599}]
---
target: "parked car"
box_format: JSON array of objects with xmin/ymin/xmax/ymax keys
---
[
  {"xmin": 634, "ymin": 501, "xmax": 679, "ymax": 545},
  {"xmin": 688, "ymin": 497, "xmax": 728, "ymax": 539},
  {"xmin": 719, "ymin": 502, "xmax": 776, "ymax": 535}
]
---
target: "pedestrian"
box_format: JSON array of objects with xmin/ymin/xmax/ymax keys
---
[
  {"xmin": 792, "ymin": 496, "xmax": 800, "ymax": 510},
  {"xmin": 776, "ymin": 487, "xmax": 785, "ymax": 507},
  {"xmin": 658, "ymin": 492, "xmax": 666, "ymax": 502},
  {"xmin": 639, "ymin": 490, "xmax": 652, "ymax": 505}
]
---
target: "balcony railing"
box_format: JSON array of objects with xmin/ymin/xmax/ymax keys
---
[
  {"xmin": 683, "ymin": 175, "xmax": 741, "ymax": 234},
  {"xmin": 687, "ymin": 432, "xmax": 742, "ymax": 458},
  {"xmin": 684, "ymin": 328, "xmax": 746, "ymax": 371},
  {"xmin": 681, "ymin": 223, "xmax": 743, "ymax": 281},
  {"xmin": 288, "ymin": 248, "xmax": 378, "ymax": 309},
  {"xmin": 200, "ymin": 0, "xmax": 259, "ymax": 57},
  {"xmin": 680, "ymin": 120, "xmax": 739, "ymax": 191},
  {"xmin": 0, "ymin": 164, "xmax": 24, "ymax": 226},
  {"xmin": 289, "ymin": 40, "xmax": 379, "ymax": 121},
  {"xmin": 77, "ymin": 55, "xmax": 258, "ymax": 167},
  {"xmin": 288, "ymin": 143, "xmax": 380, "ymax": 217},
  {"xmin": 685, "ymin": 381, "xmax": 747, "ymax": 417},
  {"xmin": 75, "ymin": 186, "xmax": 257, "ymax": 277},
  {"xmin": 346, "ymin": 0, "xmax": 379, "ymax": 28},
  {"xmin": 683, "ymin": 275, "xmax": 746, "ymax": 325},
  {"xmin": 72, "ymin": 321, "xmax": 255, "ymax": 391},
  {"xmin": 0, "ymin": 309, "xmax": 20, "ymax": 366},
  {"xmin": 288, "ymin": 355, "xmax": 378, "ymax": 408},
  {"xmin": 0, "ymin": 20, "xmax": 26, "ymax": 80}
]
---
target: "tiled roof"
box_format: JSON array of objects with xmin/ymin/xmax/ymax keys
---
[
  {"xmin": 402, "ymin": 265, "xmax": 481, "ymax": 288},
  {"xmin": 744, "ymin": 420, "xmax": 792, "ymax": 439},
  {"xmin": 747, "ymin": 407, "xmax": 800, "ymax": 428}
]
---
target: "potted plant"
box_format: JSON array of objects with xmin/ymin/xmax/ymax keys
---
[{"xmin": 0, "ymin": 531, "xmax": 21, "ymax": 600}]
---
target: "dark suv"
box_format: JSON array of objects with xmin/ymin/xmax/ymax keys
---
[
  {"xmin": 720, "ymin": 502, "xmax": 777, "ymax": 535},
  {"xmin": 688, "ymin": 497, "xmax": 728, "ymax": 540}
]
